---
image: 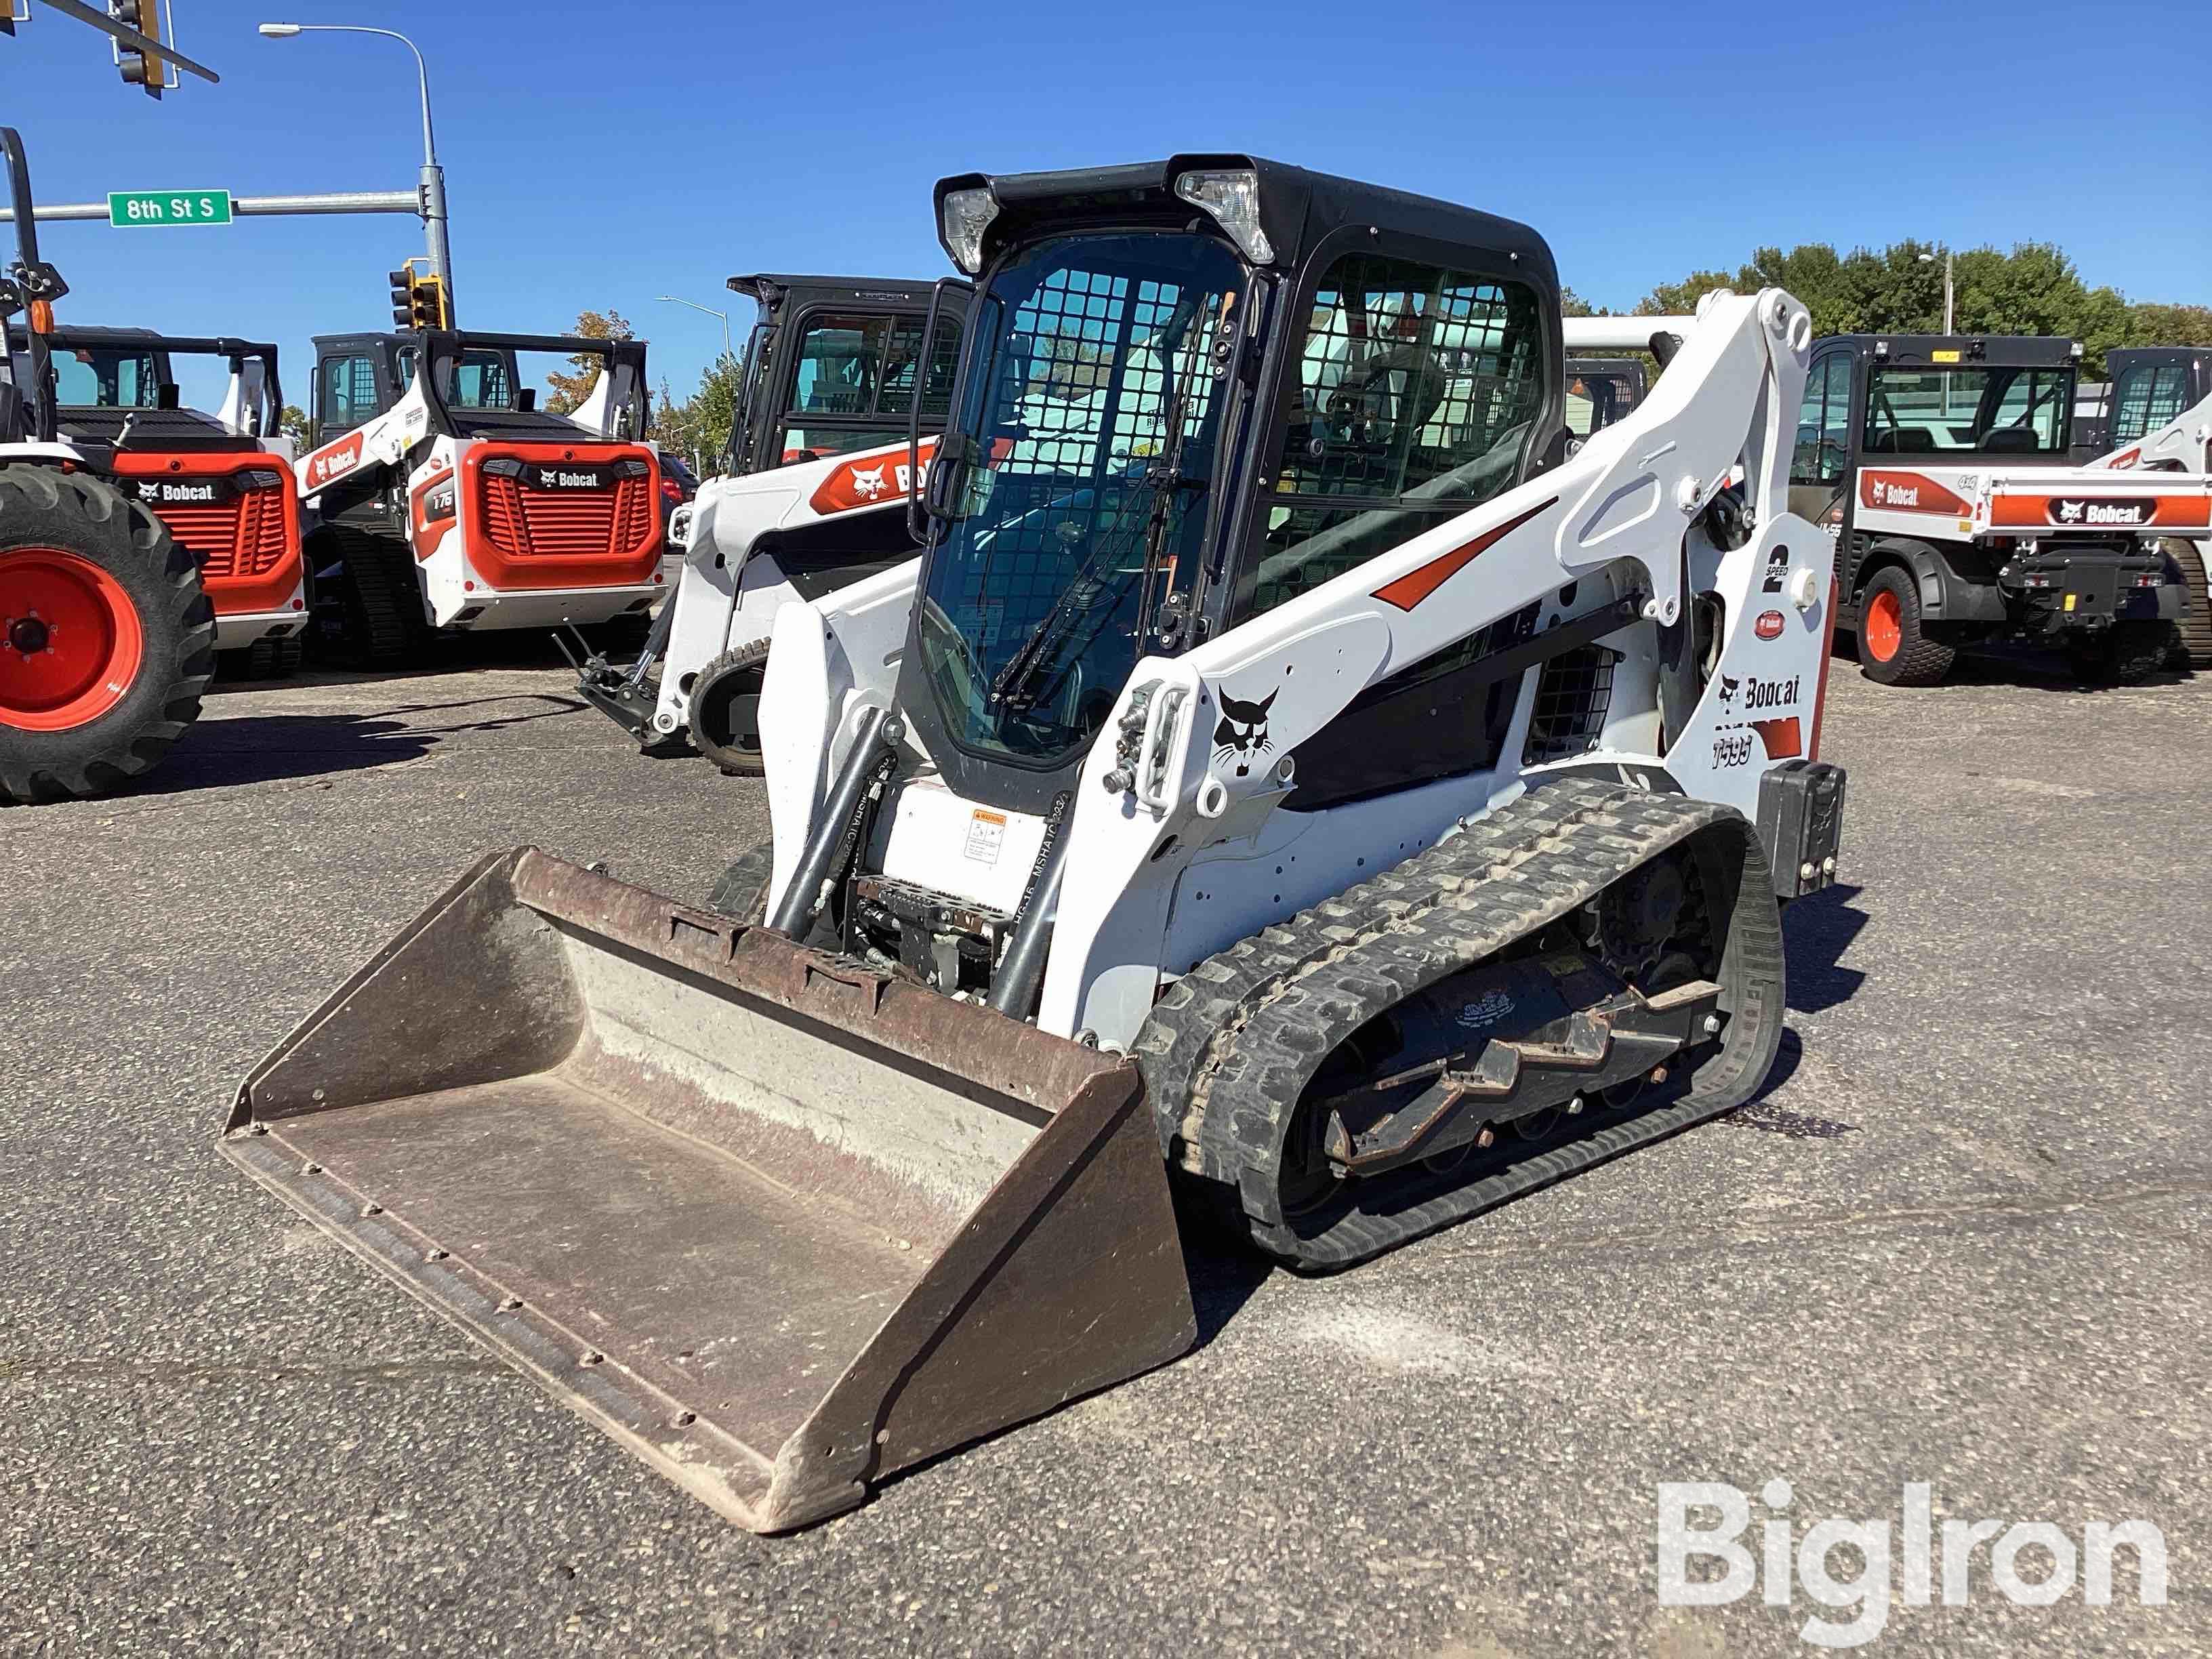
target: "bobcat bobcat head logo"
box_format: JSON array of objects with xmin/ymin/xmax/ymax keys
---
[
  {"xmin": 1212, "ymin": 687, "xmax": 1277, "ymax": 778},
  {"xmin": 848, "ymin": 464, "xmax": 887, "ymax": 500},
  {"xmin": 2055, "ymin": 499, "xmax": 2085, "ymax": 523},
  {"xmin": 1719, "ymin": 673, "xmax": 1741, "ymax": 708}
]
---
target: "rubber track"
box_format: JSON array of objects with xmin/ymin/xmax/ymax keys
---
[
  {"xmin": 319, "ymin": 525, "xmax": 429, "ymax": 668},
  {"xmin": 689, "ymin": 638, "xmax": 772, "ymax": 775},
  {"xmin": 2171, "ymin": 541, "xmax": 2211, "ymax": 670},
  {"xmin": 1135, "ymin": 778, "xmax": 1786, "ymax": 1269}
]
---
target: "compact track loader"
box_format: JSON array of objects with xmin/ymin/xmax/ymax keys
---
[
  {"xmin": 0, "ymin": 129, "xmax": 213, "ymax": 803},
  {"xmin": 2083, "ymin": 346, "xmax": 2212, "ymax": 668},
  {"xmin": 9, "ymin": 323, "xmax": 307, "ymax": 677},
  {"xmin": 297, "ymin": 328, "xmax": 668, "ymax": 666},
  {"xmin": 577, "ymin": 274, "xmax": 964, "ymax": 772},
  {"xmin": 226, "ymin": 157, "xmax": 1847, "ymax": 1532},
  {"xmin": 1790, "ymin": 333, "xmax": 2198, "ymax": 685}
]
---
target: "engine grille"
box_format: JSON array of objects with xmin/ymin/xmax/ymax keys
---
[
  {"xmin": 1523, "ymin": 644, "xmax": 1620, "ymax": 764},
  {"xmin": 480, "ymin": 474, "xmax": 656, "ymax": 561},
  {"xmin": 155, "ymin": 485, "xmax": 293, "ymax": 585}
]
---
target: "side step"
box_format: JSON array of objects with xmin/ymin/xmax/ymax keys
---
[{"xmin": 220, "ymin": 848, "xmax": 1194, "ymax": 1532}]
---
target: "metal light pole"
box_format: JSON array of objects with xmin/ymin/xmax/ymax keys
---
[
  {"xmin": 1917, "ymin": 248, "xmax": 1954, "ymax": 333},
  {"xmin": 258, "ymin": 22, "xmax": 453, "ymax": 323},
  {"xmin": 655, "ymin": 295, "xmax": 733, "ymax": 361}
]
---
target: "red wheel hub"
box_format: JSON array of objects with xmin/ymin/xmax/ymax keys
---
[
  {"xmin": 1864, "ymin": 587, "xmax": 1903, "ymax": 663},
  {"xmin": 0, "ymin": 547, "xmax": 144, "ymax": 731}
]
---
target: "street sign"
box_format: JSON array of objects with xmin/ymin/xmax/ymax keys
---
[{"xmin": 107, "ymin": 190, "xmax": 232, "ymax": 228}]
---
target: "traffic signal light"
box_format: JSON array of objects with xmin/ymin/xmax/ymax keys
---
[
  {"xmin": 110, "ymin": 0, "xmax": 165, "ymax": 99},
  {"xmin": 388, "ymin": 264, "xmax": 449, "ymax": 331},
  {"xmin": 411, "ymin": 272, "xmax": 447, "ymax": 330}
]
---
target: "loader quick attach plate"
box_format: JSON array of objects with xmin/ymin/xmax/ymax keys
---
[{"xmin": 219, "ymin": 848, "xmax": 1194, "ymax": 1533}]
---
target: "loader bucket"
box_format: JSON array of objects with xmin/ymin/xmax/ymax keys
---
[{"xmin": 219, "ymin": 848, "xmax": 1194, "ymax": 1532}]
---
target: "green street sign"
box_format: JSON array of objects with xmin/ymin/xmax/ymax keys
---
[{"xmin": 108, "ymin": 190, "xmax": 232, "ymax": 228}]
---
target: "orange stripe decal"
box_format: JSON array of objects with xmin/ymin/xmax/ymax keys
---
[{"xmin": 1371, "ymin": 497, "xmax": 1556, "ymax": 612}]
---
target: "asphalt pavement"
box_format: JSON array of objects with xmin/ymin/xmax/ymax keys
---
[{"xmin": 3, "ymin": 641, "xmax": 2206, "ymax": 1658}]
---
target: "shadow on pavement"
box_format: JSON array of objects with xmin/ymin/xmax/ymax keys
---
[
  {"xmin": 83, "ymin": 694, "xmax": 589, "ymax": 798},
  {"xmin": 1783, "ymin": 882, "xmax": 1868, "ymax": 1015}
]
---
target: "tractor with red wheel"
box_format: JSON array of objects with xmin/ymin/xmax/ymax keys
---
[{"xmin": 0, "ymin": 127, "xmax": 212, "ymax": 804}]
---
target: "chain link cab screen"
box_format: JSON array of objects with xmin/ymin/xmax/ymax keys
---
[
  {"xmin": 1248, "ymin": 256, "xmax": 1544, "ymax": 618},
  {"xmin": 916, "ymin": 232, "xmax": 1242, "ymax": 767},
  {"xmin": 2109, "ymin": 363, "xmax": 2191, "ymax": 447}
]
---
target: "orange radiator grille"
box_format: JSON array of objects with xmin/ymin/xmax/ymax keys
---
[
  {"xmin": 153, "ymin": 480, "xmax": 294, "ymax": 586},
  {"xmin": 478, "ymin": 472, "xmax": 657, "ymax": 561}
]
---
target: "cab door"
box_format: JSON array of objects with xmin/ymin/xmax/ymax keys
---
[{"xmin": 1789, "ymin": 346, "xmax": 1858, "ymax": 594}]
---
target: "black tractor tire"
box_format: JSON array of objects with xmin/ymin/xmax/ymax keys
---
[
  {"xmin": 310, "ymin": 523, "xmax": 433, "ymax": 670},
  {"xmin": 0, "ymin": 465, "xmax": 213, "ymax": 803},
  {"xmin": 1855, "ymin": 565, "xmax": 1954, "ymax": 687},
  {"xmin": 706, "ymin": 839, "xmax": 776, "ymax": 923},
  {"xmin": 2068, "ymin": 621, "xmax": 2175, "ymax": 688},
  {"xmin": 2166, "ymin": 539, "xmax": 2211, "ymax": 670},
  {"xmin": 689, "ymin": 638, "xmax": 772, "ymax": 776}
]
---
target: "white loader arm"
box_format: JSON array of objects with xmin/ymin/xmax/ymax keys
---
[
  {"xmin": 2093, "ymin": 390, "xmax": 2212, "ymax": 473},
  {"xmin": 1040, "ymin": 287, "xmax": 1822, "ymax": 1040},
  {"xmin": 294, "ymin": 374, "xmax": 432, "ymax": 500}
]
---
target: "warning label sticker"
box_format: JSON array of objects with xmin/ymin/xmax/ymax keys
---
[{"xmin": 964, "ymin": 808, "xmax": 1007, "ymax": 865}]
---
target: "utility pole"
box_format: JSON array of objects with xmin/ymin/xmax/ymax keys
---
[
  {"xmin": 1918, "ymin": 248, "xmax": 1955, "ymax": 333},
  {"xmin": 259, "ymin": 22, "xmax": 452, "ymax": 323}
]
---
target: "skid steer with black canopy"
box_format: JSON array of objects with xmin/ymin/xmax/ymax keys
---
[
  {"xmin": 298, "ymin": 327, "xmax": 668, "ymax": 665},
  {"xmin": 225, "ymin": 155, "xmax": 1846, "ymax": 1532}
]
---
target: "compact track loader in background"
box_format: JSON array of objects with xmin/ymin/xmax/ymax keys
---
[
  {"xmin": 226, "ymin": 155, "xmax": 1847, "ymax": 1533},
  {"xmin": 577, "ymin": 274, "xmax": 964, "ymax": 772},
  {"xmin": 0, "ymin": 129, "xmax": 213, "ymax": 804},
  {"xmin": 297, "ymin": 328, "xmax": 668, "ymax": 667},
  {"xmin": 1789, "ymin": 333, "xmax": 2198, "ymax": 685},
  {"xmin": 9, "ymin": 323, "xmax": 307, "ymax": 677},
  {"xmin": 2083, "ymin": 346, "xmax": 2212, "ymax": 668}
]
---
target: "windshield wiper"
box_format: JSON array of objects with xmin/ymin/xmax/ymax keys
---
[{"xmin": 988, "ymin": 293, "xmax": 1225, "ymax": 714}]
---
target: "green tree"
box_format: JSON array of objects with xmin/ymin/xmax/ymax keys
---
[
  {"xmin": 278, "ymin": 404, "xmax": 312, "ymax": 447},
  {"xmin": 545, "ymin": 308, "xmax": 634, "ymax": 415},
  {"xmin": 653, "ymin": 350, "xmax": 747, "ymax": 474}
]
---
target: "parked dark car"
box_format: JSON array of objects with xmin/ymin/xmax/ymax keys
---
[{"xmin": 655, "ymin": 449, "xmax": 700, "ymax": 535}]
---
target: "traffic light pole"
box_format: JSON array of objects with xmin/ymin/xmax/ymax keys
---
[{"xmin": 420, "ymin": 161, "xmax": 453, "ymax": 326}]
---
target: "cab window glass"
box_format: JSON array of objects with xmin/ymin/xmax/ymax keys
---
[
  {"xmin": 1245, "ymin": 254, "xmax": 1546, "ymax": 619},
  {"xmin": 51, "ymin": 347, "xmax": 160, "ymax": 407},
  {"xmin": 320, "ymin": 352, "xmax": 381, "ymax": 430},
  {"xmin": 1792, "ymin": 354, "xmax": 1849, "ymax": 485}
]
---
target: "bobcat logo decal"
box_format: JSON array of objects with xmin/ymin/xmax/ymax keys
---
[
  {"xmin": 1212, "ymin": 687, "xmax": 1277, "ymax": 778},
  {"xmin": 1718, "ymin": 673, "xmax": 1741, "ymax": 709},
  {"xmin": 848, "ymin": 464, "xmax": 888, "ymax": 500}
]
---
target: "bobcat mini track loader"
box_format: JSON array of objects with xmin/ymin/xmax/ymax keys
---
[
  {"xmin": 10, "ymin": 323, "xmax": 307, "ymax": 677},
  {"xmin": 0, "ymin": 129, "xmax": 213, "ymax": 804},
  {"xmin": 2083, "ymin": 346, "xmax": 2212, "ymax": 668},
  {"xmin": 297, "ymin": 328, "xmax": 668, "ymax": 665},
  {"xmin": 224, "ymin": 157, "xmax": 1847, "ymax": 1533},
  {"xmin": 1790, "ymin": 333, "xmax": 2197, "ymax": 685},
  {"xmin": 577, "ymin": 274, "xmax": 964, "ymax": 771}
]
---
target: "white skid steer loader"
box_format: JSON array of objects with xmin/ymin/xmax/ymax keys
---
[
  {"xmin": 296, "ymin": 329, "xmax": 668, "ymax": 666},
  {"xmin": 576, "ymin": 274, "xmax": 964, "ymax": 771},
  {"xmin": 2085, "ymin": 346, "xmax": 2212, "ymax": 667},
  {"xmin": 222, "ymin": 157, "xmax": 1847, "ymax": 1534}
]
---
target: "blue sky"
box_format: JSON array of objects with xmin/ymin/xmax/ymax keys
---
[{"xmin": 11, "ymin": 0, "xmax": 2209, "ymax": 411}]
